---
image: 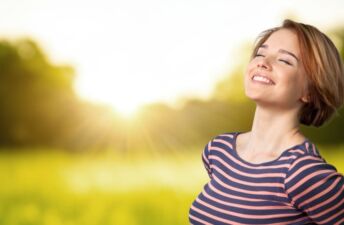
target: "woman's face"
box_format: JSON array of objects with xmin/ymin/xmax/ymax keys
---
[{"xmin": 244, "ymin": 28, "xmax": 308, "ymax": 110}]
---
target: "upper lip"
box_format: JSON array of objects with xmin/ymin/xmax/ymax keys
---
[{"xmin": 251, "ymin": 73, "xmax": 275, "ymax": 85}]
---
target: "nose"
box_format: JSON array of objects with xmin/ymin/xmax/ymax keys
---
[{"xmin": 257, "ymin": 57, "xmax": 271, "ymax": 71}]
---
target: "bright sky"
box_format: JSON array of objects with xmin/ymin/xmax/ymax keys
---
[{"xmin": 1, "ymin": 0, "xmax": 344, "ymax": 115}]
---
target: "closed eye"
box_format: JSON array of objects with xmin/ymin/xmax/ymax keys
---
[
  {"xmin": 255, "ymin": 53, "xmax": 265, "ymax": 58},
  {"xmin": 279, "ymin": 59, "xmax": 292, "ymax": 65}
]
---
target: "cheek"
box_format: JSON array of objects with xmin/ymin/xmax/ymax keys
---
[
  {"xmin": 244, "ymin": 62, "xmax": 255, "ymax": 79},
  {"xmin": 244, "ymin": 66, "xmax": 253, "ymax": 89},
  {"xmin": 281, "ymin": 73, "xmax": 305, "ymax": 98}
]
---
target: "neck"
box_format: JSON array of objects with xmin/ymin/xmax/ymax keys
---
[{"xmin": 244, "ymin": 105, "xmax": 305, "ymax": 154}]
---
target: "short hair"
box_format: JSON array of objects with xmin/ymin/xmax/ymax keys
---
[{"xmin": 251, "ymin": 19, "xmax": 344, "ymax": 127}]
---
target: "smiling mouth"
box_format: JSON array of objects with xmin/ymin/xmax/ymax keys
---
[{"xmin": 251, "ymin": 75, "xmax": 275, "ymax": 85}]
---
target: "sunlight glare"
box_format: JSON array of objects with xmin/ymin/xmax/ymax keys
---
[
  {"xmin": 76, "ymin": 84, "xmax": 145, "ymax": 118},
  {"xmin": 1, "ymin": 0, "xmax": 344, "ymax": 115}
]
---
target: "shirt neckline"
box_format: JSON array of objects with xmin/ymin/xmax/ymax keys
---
[{"xmin": 232, "ymin": 131, "xmax": 309, "ymax": 166}]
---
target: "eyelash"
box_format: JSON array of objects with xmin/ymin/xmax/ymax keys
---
[
  {"xmin": 279, "ymin": 59, "xmax": 292, "ymax": 65},
  {"xmin": 254, "ymin": 53, "xmax": 292, "ymax": 66},
  {"xmin": 255, "ymin": 53, "xmax": 264, "ymax": 58}
]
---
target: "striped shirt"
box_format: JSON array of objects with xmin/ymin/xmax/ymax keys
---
[{"xmin": 189, "ymin": 132, "xmax": 344, "ymax": 225}]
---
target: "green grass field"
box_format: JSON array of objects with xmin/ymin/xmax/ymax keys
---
[
  {"xmin": 0, "ymin": 149, "xmax": 209, "ymax": 225},
  {"xmin": 1, "ymin": 145, "xmax": 343, "ymax": 225}
]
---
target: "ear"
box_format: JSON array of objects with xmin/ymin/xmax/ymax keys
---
[
  {"xmin": 300, "ymin": 95, "xmax": 310, "ymax": 103},
  {"xmin": 300, "ymin": 82, "xmax": 310, "ymax": 103}
]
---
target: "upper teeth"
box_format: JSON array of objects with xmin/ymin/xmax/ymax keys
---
[{"xmin": 252, "ymin": 75, "xmax": 274, "ymax": 84}]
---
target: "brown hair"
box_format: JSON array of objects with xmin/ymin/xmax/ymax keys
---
[{"xmin": 251, "ymin": 19, "xmax": 344, "ymax": 127}]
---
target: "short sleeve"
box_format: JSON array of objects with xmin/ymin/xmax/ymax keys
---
[
  {"xmin": 202, "ymin": 139, "xmax": 213, "ymax": 179},
  {"xmin": 285, "ymin": 154, "xmax": 344, "ymax": 224}
]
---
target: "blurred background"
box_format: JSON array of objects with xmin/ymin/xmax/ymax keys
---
[{"xmin": 1, "ymin": 0, "xmax": 344, "ymax": 224}]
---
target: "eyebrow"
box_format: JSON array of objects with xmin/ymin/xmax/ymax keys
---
[{"xmin": 259, "ymin": 44, "xmax": 299, "ymax": 62}]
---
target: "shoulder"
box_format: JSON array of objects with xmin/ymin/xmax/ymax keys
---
[
  {"xmin": 201, "ymin": 132, "xmax": 238, "ymax": 172},
  {"xmin": 283, "ymin": 139, "xmax": 325, "ymax": 165},
  {"xmin": 210, "ymin": 131, "xmax": 238, "ymax": 140},
  {"xmin": 207, "ymin": 131, "xmax": 238, "ymax": 148},
  {"xmin": 286, "ymin": 140, "xmax": 336, "ymax": 174},
  {"xmin": 285, "ymin": 140, "xmax": 341, "ymax": 188},
  {"xmin": 202, "ymin": 132, "xmax": 238, "ymax": 155},
  {"xmin": 284, "ymin": 142, "xmax": 344, "ymax": 220}
]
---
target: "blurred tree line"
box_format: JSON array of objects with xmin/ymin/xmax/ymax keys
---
[
  {"xmin": 1, "ymin": 28, "xmax": 344, "ymax": 152},
  {"xmin": 0, "ymin": 39, "xmax": 122, "ymax": 150}
]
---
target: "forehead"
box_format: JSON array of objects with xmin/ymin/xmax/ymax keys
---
[{"xmin": 261, "ymin": 29, "xmax": 300, "ymax": 55}]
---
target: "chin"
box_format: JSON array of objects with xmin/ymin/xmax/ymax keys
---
[
  {"xmin": 245, "ymin": 94, "xmax": 260, "ymax": 102},
  {"xmin": 244, "ymin": 82, "xmax": 258, "ymax": 99},
  {"xmin": 244, "ymin": 88, "xmax": 273, "ymax": 105}
]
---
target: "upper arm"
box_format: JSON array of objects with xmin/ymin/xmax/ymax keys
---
[
  {"xmin": 285, "ymin": 155, "xmax": 344, "ymax": 224},
  {"xmin": 202, "ymin": 139, "xmax": 213, "ymax": 179}
]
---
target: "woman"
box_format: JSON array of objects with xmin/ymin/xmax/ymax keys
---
[{"xmin": 189, "ymin": 19, "xmax": 344, "ymax": 225}]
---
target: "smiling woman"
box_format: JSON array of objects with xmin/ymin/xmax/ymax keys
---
[
  {"xmin": 245, "ymin": 28, "xmax": 309, "ymax": 110},
  {"xmin": 189, "ymin": 19, "xmax": 344, "ymax": 225}
]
